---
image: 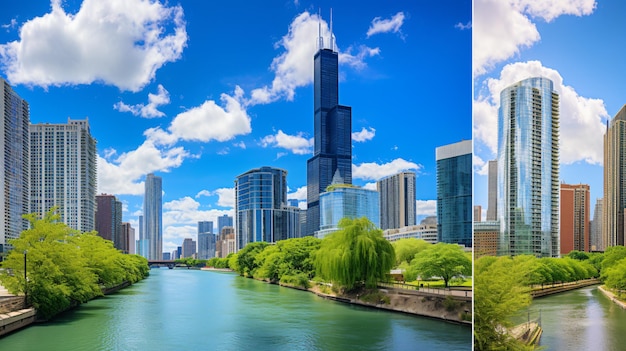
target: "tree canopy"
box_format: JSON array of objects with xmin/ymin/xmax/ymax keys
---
[
  {"xmin": 408, "ymin": 243, "xmax": 471, "ymax": 287},
  {"xmin": 314, "ymin": 217, "xmax": 395, "ymax": 291},
  {"xmin": 391, "ymin": 238, "xmax": 431, "ymax": 266}
]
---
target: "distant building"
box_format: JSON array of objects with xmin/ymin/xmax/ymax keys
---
[
  {"xmin": 317, "ymin": 184, "xmax": 379, "ymax": 239},
  {"xmin": 120, "ymin": 222, "xmax": 135, "ymax": 254},
  {"xmin": 487, "ymin": 160, "xmax": 498, "ymax": 221},
  {"xmin": 560, "ymin": 183, "xmax": 590, "ymax": 254},
  {"xmin": 377, "ymin": 171, "xmax": 416, "ymax": 230},
  {"xmin": 604, "ymin": 105, "xmax": 626, "ymax": 248},
  {"xmin": 182, "ymin": 238, "xmax": 196, "ymax": 258},
  {"xmin": 30, "ymin": 118, "xmax": 97, "ymax": 233},
  {"xmin": 421, "ymin": 216, "xmax": 437, "ymax": 226},
  {"xmin": 474, "ymin": 205, "xmax": 482, "ymax": 222},
  {"xmin": 163, "ymin": 252, "xmax": 171, "ymax": 260},
  {"xmin": 306, "ymin": 19, "xmax": 352, "ymax": 236},
  {"xmin": 171, "ymin": 249, "xmax": 179, "ymax": 260},
  {"xmin": 95, "ymin": 194, "xmax": 122, "ymax": 244},
  {"xmin": 235, "ymin": 166, "xmax": 300, "ymax": 250},
  {"xmin": 0, "ymin": 78, "xmax": 29, "ymax": 256},
  {"xmin": 436, "ymin": 140, "xmax": 472, "ymax": 247},
  {"xmin": 589, "ymin": 198, "xmax": 603, "ymax": 251},
  {"xmin": 217, "ymin": 226, "xmax": 236, "ymax": 258},
  {"xmin": 474, "ymin": 221, "xmax": 500, "ymax": 258},
  {"xmin": 383, "ymin": 224, "xmax": 438, "ymax": 244},
  {"xmin": 498, "ymin": 77, "xmax": 559, "ymax": 257},
  {"xmin": 198, "ymin": 232, "xmax": 216, "ymax": 259},
  {"xmin": 143, "ymin": 173, "xmax": 162, "ymax": 260},
  {"xmin": 217, "ymin": 215, "xmax": 233, "ymax": 235},
  {"xmin": 198, "ymin": 221, "xmax": 213, "ymax": 235}
]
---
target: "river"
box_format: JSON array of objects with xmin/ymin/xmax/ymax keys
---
[
  {"xmin": 1, "ymin": 268, "xmax": 471, "ymax": 350},
  {"xmin": 518, "ymin": 285, "xmax": 626, "ymax": 350}
]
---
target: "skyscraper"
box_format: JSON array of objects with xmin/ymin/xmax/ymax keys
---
[
  {"xmin": 603, "ymin": 105, "xmax": 626, "ymax": 249},
  {"xmin": 30, "ymin": 118, "xmax": 97, "ymax": 233},
  {"xmin": 217, "ymin": 215, "xmax": 233, "ymax": 235},
  {"xmin": 317, "ymin": 185, "xmax": 380, "ymax": 239},
  {"xmin": 197, "ymin": 221, "xmax": 215, "ymax": 260},
  {"xmin": 95, "ymin": 194, "xmax": 122, "ymax": 243},
  {"xmin": 590, "ymin": 198, "xmax": 603, "ymax": 251},
  {"xmin": 560, "ymin": 183, "xmax": 590, "ymax": 254},
  {"xmin": 306, "ymin": 17, "xmax": 352, "ymax": 236},
  {"xmin": 143, "ymin": 173, "xmax": 162, "ymax": 260},
  {"xmin": 0, "ymin": 78, "xmax": 29, "ymax": 256},
  {"xmin": 497, "ymin": 77, "xmax": 559, "ymax": 257},
  {"xmin": 120, "ymin": 222, "xmax": 134, "ymax": 255},
  {"xmin": 235, "ymin": 166, "xmax": 300, "ymax": 250},
  {"xmin": 486, "ymin": 160, "xmax": 498, "ymax": 221},
  {"xmin": 436, "ymin": 140, "xmax": 472, "ymax": 247},
  {"xmin": 182, "ymin": 238, "xmax": 196, "ymax": 258},
  {"xmin": 377, "ymin": 171, "xmax": 416, "ymax": 230}
]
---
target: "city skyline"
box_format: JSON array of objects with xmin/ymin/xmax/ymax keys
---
[
  {"xmin": 0, "ymin": 1, "xmax": 470, "ymax": 253},
  {"xmin": 473, "ymin": 0, "xmax": 626, "ymax": 223}
]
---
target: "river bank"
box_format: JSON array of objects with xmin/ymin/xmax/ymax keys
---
[
  {"xmin": 598, "ymin": 285, "xmax": 626, "ymax": 309},
  {"xmin": 531, "ymin": 278, "xmax": 601, "ymax": 298}
]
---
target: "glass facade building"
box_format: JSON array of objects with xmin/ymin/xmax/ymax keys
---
[
  {"xmin": 603, "ymin": 105, "xmax": 626, "ymax": 249},
  {"xmin": 497, "ymin": 77, "xmax": 559, "ymax": 257},
  {"xmin": 306, "ymin": 27, "xmax": 352, "ymax": 236},
  {"xmin": 235, "ymin": 167, "xmax": 301, "ymax": 250},
  {"xmin": 143, "ymin": 173, "xmax": 163, "ymax": 260},
  {"xmin": 317, "ymin": 185, "xmax": 380, "ymax": 239},
  {"xmin": 436, "ymin": 140, "xmax": 472, "ymax": 247},
  {"xmin": 0, "ymin": 78, "xmax": 29, "ymax": 256}
]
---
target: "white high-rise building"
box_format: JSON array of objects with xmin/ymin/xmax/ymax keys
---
[
  {"xmin": 0, "ymin": 78, "xmax": 30, "ymax": 255},
  {"xmin": 377, "ymin": 171, "xmax": 416, "ymax": 230},
  {"xmin": 30, "ymin": 118, "xmax": 96, "ymax": 233},
  {"xmin": 143, "ymin": 173, "xmax": 162, "ymax": 260}
]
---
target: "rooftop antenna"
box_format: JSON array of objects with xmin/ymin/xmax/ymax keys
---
[
  {"xmin": 318, "ymin": 8, "xmax": 324, "ymax": 50},
  {"xmin": 329, "ymin": 8, "xmax": 334, "ymax": 52}
]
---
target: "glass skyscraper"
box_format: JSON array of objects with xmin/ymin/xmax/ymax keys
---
[
  {"xmin": 306, "ymin": 21, "xmax": 352, "ymax": 236},
  {"xmin": 436, "ymin": 140, "xmax": 472, "ymax": 247},
  {"xmin": 317, "ymin": 185, "xmax": 380, "ymax": 239},
  {"xmin": 235, "ymin": 166, "xmax": 300, "ymax": 250},
  {"xmin": 143, "ymin": 173, "xmax": 163, "ymax": 260},
  {"xmin": 497, "ymin": 77, "xmax": 559, "ymax": 257},
  {"xmin": 603, "ymin": 105, "xmax": 626, "ymax": 249}
]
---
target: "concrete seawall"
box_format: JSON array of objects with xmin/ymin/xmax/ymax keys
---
[{"xmin": 531, "ymin": 279, "xmax": 601, "ymax": 298}]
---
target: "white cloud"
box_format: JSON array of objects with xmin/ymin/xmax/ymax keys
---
[
  {"xmin": 234, "ymin": 141, "xmax": 246, "ymax": 149},
  {"xmin": 2, "ymin": 18, "xmax": 17, "ymax": 31},
  {"xmin": 366, "ymin": 12, "xmax": 405, "ymax": 38},
  {"xmin": 249, "ymin": 11, "xmax": 377, "ymax": 105},
  {"xmin": 213, "ymin": 188, "xmax": 235, "ymax": 208},
  {"xmin": 455, "ymin": 21, "xmax": 471, "ymax": 30},
  {"xmin": 114, "ymin": 84, "xmax": 170, "ymax": 118},
  {"xmin": 473, "ymin": 0, "xmax": 595, "ymax": 76},
  {"xmin": 363, "ymin": 182, "xmax": 377, "ymax": 191},
  {"xmin": 260, "ymin": 130, "xmax": 313, "ymax": 155},
  {"xmin": 288, "ymin": 186, "xmax": 307, "ymax": 201},
  {"xmin": 415, "ymin": 200, "xmax": 437, "ymax": 217},
  {"xmin": 97, "ymin": 140, "xmax": 190, "ymax": 195},
  {"xmin": 474, "ymin": 61, "xmax": 608, "ymax": 165},
  {"xmin": 195, "ymin": 190, "xmax": 211, "ymax": 198},
  {"xmin": 352, "ymin": 158, "xmax": 421, "ymax": 181},
  {"xmin": 473, "ymin": 154, "xmax": 489, "ymax": 176},
  {"xmin": 145, "ymin": 86, "xmax": 251, "ymax": 146},
  {"xmin": 352, "ymin": 127, "xmax": 376, "ymax": 142},
  {"xmin": 0, "ymin": 0, "xmax": 187, "ymax": 91}
]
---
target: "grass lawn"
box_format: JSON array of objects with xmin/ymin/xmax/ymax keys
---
[{"xmin": 405, "ymin": 278, "xmax": 473, "ymax": 288}]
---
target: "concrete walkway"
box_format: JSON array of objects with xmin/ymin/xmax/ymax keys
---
[{"xmin": 0, "ymin": 284, "xmax": 14, "ymax": 297}]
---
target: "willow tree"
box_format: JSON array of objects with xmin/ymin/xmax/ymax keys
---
[{"xmin": 314, "ymin": 217, "xmax": 395, "ymax": 291}]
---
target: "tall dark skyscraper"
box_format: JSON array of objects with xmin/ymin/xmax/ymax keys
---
[{"xmin": 306, "ymin": 18, "xmax": 352, "ymax": 236}]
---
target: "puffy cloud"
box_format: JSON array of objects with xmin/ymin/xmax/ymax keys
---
[
  {"xmin": 288, "ymin": 186, "xmax": 307, "ymax": 201},
  {"xmin": 473, "ymin": 0, "xmax": 595, "ymax": 76},
  {"xmin": 366, "ymin": 12, "xmax": 405, "ymax": 38},
  {"xmin": 415, "ymin": 200, "xmax": 437, "ymax": 218},
  {"xmin": 0, "ymin": 0, "xmax": 187, "ymax": 91},
  {"xmin": 363, "ymin": 182, "xmax": 377, "ymax": 191},
  {"xmin": 249, "ymin": 11, "xmax": 378, "ymax": 105},
  {"xmin": 97, "ymin": 140, "xmax": 190, "ymax": 195},
  {"xmin": 455, "ymin": 21, "xmax": 471, "ymax": 30},
  {"xmin": 213, "ymin": 188, "xmax": 235, "ymax": 208},
  {"xmin": 473, "ymin": 154, "xmax": 489, "ymax": 176},
  {"xmin": 474, "ymin": 61, "xmax": 608, "ymax": 165},
  {"xmin": 260, "ymin": 130, "xmax": 313, "ymax": 155},
  {"xmin": 145, "ymin": 86, "xmax": 251, "ymax": 146},
  {"xmin": 114, "ymin": 84, "xmax": 170, "ymax": 118},
  {"xmin": 352, "ymin": 158, "xmax": 421, "ymax": 181},
  {"xmin": 352, "ymin": 127, "xmax": 376, "ymax": 142},
  {"xmin": 195, "ymin": 190, "xmax": 211, "ymax": 198}
]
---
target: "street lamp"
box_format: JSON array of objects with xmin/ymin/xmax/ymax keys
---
[{"xmin": 23, "ymin": 250, "xmax": 27, "ymax": 307}]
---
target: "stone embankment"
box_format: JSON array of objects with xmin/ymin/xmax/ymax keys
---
[
  {"xmin": 531, "ymin": 279, "xmax": 601, "ymax": 298},
  {"xmin": 598, "ymin": 286, "xmax": 626, "ymax": 309}
]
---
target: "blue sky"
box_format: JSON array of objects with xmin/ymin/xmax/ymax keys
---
[
  {"xmin": 0, "ymin": 0, "xmax": 470, "ymax": 253},
  {"xmin": 473, "ymin": 0, "xmax": 626, "ymax": 220}
]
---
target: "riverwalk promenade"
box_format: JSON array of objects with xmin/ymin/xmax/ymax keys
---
[{"xmin": 0, "ymin": 284, "xmax": 36, "ymax": 337}]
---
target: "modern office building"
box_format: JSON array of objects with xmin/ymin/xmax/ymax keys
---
[
  {"xmin": 377, "ymin": 171, "xmax": 416, "ymax": 230},
  {"xmin": 474, "ymin": 221, "xmax": 500, "ymax": 258},
  {"xmin": 198, "ymin": 221, "xmax": 213, "ymax": 235},
  {"xmin": 560, "ymin": 183, "xmax": 590, "ymax": 254},
  {"xmin": 217, "ymin": 226, "xmax": 236, "ymax": 258},
  {"xmin": 217, "ymin": 215, "xmax": 233, "ymax": 235},
  {"xmin": 120, "ymin": 222, "xmax": 134, "ymax": 254},
  {"xmin": 590, "ymin": 198, "xmax": 603, "ymax": 251},
  {"xmin": 474, "ymin": 205, "xmax": 482, "ymax": 222},
  {"xmin": 143, "ymin": 173, "xmax": 162, "ymax": 260},
  {"xmin": 436, "ymin": 140, "xmax": 472, "ymax": 247},
  {"xmin": 137, "ymin": 214, "xmax": 148, "ymax": 258},
  {"xmin": 235, "ymin": 167, "xmax": 301, "ymax": 250},
  {"xmin": 182, "ymin": 238, "xmax": 196, "ymax": 258},
  {"xmin": 316, "ymin": 184, "xmax": 379, "ymax": 239},
  {"xmin": 30, "ymin": 118, "xmax": 97, "ymax": 233},
  {"xmin": 0, "ymin": 78, "xmax": 29, "ymax": 257},
  {"xmin": 383, "ymin": 224, "xmax": 438, "ymax": 244},
  {"xmin": 487, "ymin": 160, "xmax": 498, "ymax": 221},
  {"xmin": 604, "ymin": 105, "xmax": 626, "ymax": 248},
  {"xmin": 497, "ymin": 77, "xmax": 559, "ymax": 257},
  {"xmin": 198, "ymin": 235, "xmax": 215, "ymax": 259},
  {"xmin": 306, "ymin": 18, "xmax": 352, "ymax": 236},
  {"xmin": 95, "ymin": 194, "xmax": 122, "ymax": 244}
]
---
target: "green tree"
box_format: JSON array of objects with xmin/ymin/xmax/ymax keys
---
[
  {"xmin": 391, "ymin": 238, "xmax": 431, "ymax": 266},
  {"xmin": 235, "ymin": 242, "xmax": 269, "ymax": 277},
  {"xmin": 474, "ymin": 256, "xmax": 533, "ymax": 351},
  {"xmin": 409, "ymin": 243, "xmax": 471, "ymax": 288},
  {"xmin": 314, "ymin": 217, "xmax": 395, "ymax": 291}
]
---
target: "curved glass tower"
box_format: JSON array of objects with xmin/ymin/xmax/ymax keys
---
[{"xmin": 497, "ymin": 77, "xmax": 559, "ymax": 257}]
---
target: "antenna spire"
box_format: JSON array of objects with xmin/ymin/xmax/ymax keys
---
[
  {"xmin": 330, "ymin": 8, "xmax": 334, "ymax": 52},
  {"xmin": 318, "ymin": 8, "xmax": 323, "ymax": 50}
]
